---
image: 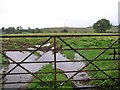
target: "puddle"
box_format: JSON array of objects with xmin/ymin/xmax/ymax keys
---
[
  {"xmin": 2, "ymin": 46, "xmax": 89, "ymax": 89},
  {"xmin": 3, "ymin": 51, "xmax": 46, "ymax": 89},
  {"xmin": 35, "ymin": 43, "xmax": 51, "ymax": 48},
  {"xmin": 37, "ymin": 51, "xmax": 89, "ymax": 87}
]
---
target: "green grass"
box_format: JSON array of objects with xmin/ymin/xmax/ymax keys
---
[
  {"xmin": 1, "ymin": 33, "xmax": 118, "ymax": 51},
  {"xmin": 2, "ymin": 37, "xmax": 49, "ymax": 50},
  {"xmin": 60, "ymin": 36, "xmax": 119, "ymax": 86},
  {"xmin": 61, "ymin": 37, "xmax": 118, "ymax": 59},
  {"xmin": 0, "ymin": 53, "xmax": 9, "ymax": 68},
  {"xmin": 27, "ymin": 64, "xmax": 75, "ymax": 89},
  {"xmin": 0, "ymin": 53, "xmax": 7, "ymax": 65}
]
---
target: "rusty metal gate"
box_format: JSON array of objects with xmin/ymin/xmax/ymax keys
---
[{"xmin": 0, "ymin": 34, "xmax": 120, "ymax": 89}]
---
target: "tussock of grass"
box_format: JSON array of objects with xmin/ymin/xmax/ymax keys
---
[{"xmin": 27, "ymin": 64, "xmax": 75, "ymax": 89}]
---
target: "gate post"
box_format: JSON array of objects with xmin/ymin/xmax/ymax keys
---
[{"xmin": 53, "ymin": 36, "xmax": 57, "ymax": 89}]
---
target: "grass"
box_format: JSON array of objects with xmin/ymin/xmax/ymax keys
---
[
  {"xmin": 27, "ymin": 64, "xmax": 75, "ymax": 89},
  {"xmin": 0, "ymin": 53, "xmax": 9, "ymax": 71},
  {"xmin": 61, "ymin": 37, "xmax": 118, "ymax": 59},
  {"xmin": 2, "ymin": 37, "xmax": 49, "ymax": 50},
  {"xmin": 0, "ymin": 53, "xmax": 8, "ymax": 66},
  {"xmin": 1, "ymin": 32, "xmax": 118, "ymax": 36},
  {"xmin": 60, "ymin": 36, "xmax": 119, "ymax": 86}
]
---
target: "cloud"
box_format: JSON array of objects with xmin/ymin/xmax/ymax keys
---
[{"xmin": 0, "ymin": 0, "xmax": 119, "ymax": 28}]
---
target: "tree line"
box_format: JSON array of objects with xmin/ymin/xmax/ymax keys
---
[
  {"xmin": 1, "ymin": 18, "xmax": 114, "ymax": 34},
  {"xmin": 1, "ymin": 26, "xmax": 43, "ymax": 34}
]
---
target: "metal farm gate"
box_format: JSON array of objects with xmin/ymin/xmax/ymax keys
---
[{"xmin": 0, "ymin": 34, "xmax": 120, "ymax": 89}]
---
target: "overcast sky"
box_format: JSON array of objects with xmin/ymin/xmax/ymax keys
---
[{"xmin": 0, "ymin": 0, "xmax": 119, "ymax": 29}]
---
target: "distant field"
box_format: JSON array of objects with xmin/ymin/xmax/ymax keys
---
[
  {"xmin": 0, "ymin": 32, "xmax": 119, "ymax": 37},
  {"xmin": 0, "ymin": 26, "xmax": 118, "ymax": 34},
  {"xmin": 38, "ymin": 26, "xmax": 118, "ymax": 33},
  {"xmin": 1, "ymin": 32, "xmax": 119, "ymax": 51}
]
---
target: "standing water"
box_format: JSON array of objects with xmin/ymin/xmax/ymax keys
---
[
  {"xmin": 39, "ymin": 51, "xmax": 89, "ymax": 87},
  {"xmin": 2, "ymin": 50, "xmax": 89, "ymax": 89},
  {"xmin": 3, "ymin": 51, "xmax": 46, "ymax": 89}
]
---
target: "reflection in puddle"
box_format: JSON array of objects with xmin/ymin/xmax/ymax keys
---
[
  {"xmin": 3, "ymin": 51, "xmax": 46, "ymax": 89},
  {"xmin": 39, "ymin": 52, "xmax": 88, "ymax": 80},
  {"xmin": 3, "ymin": 50, "xmax": 89, "ymax": 89}
]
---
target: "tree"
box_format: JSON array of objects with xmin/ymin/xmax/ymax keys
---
[
  {"xmin": 16, "ymin": 26, "xmax": 23, "ymax": 30},
  {"xmin": 35, "ymin": 28, "xmax": 43, "ymax": 33},
  {"xmin": 28, "ymin": 27, "xmax": 31, "ymax": 30},
  {"xmin": 1, "ymin": 27, "xmax": 5, "ymax": 34},
  {"xmin": 93, "ymin": 19, "xmax": 112, "ymax": 33},
  {"xmin": 5, "ymin": 27, "xmax": 16, "ymax": 34},
  {"xmin": 1, "ymin": 27, "xmax": 4, "ymax": 34}
]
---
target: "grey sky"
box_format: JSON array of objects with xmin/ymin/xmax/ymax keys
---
[{"xmin": 0, "ymin": 0, "xmax": 119, "ymax": 29}]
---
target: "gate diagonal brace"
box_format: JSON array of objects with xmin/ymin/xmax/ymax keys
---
[
  {"xmin": 58, "ymin": 37, "xmax": 119, "ymax": 87},
  {"xmin": 1, "ymin": 37, "xmax": 52, "ymax": 87},
  {"xmin": 2, "ymin": 37, "xmax": 52, "ymax": 78},
  {"xmin": 1, "ymin": 52, "xmax": 50, "ymax": 87}
]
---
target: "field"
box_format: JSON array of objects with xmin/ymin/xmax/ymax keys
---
[
  {"xmin": 60, "ymin": 36, "xmax": 119, "ymax": 86},
  {"xmin": 1, "ymin": 33, "xmax": 119, "ymax": 89}
]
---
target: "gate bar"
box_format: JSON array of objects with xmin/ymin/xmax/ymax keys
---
[{"xmin": 1, "ymin": 34, "xmax": 119, "ymax": 38}]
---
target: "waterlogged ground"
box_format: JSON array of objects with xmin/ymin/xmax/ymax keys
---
[
  {"xmin": 1, "ymin": 34, "xmax": 119, "ymax": 88},
  {"xmin": 2, "ymin": 46, "xmax": 89, "ymax": 89}
]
